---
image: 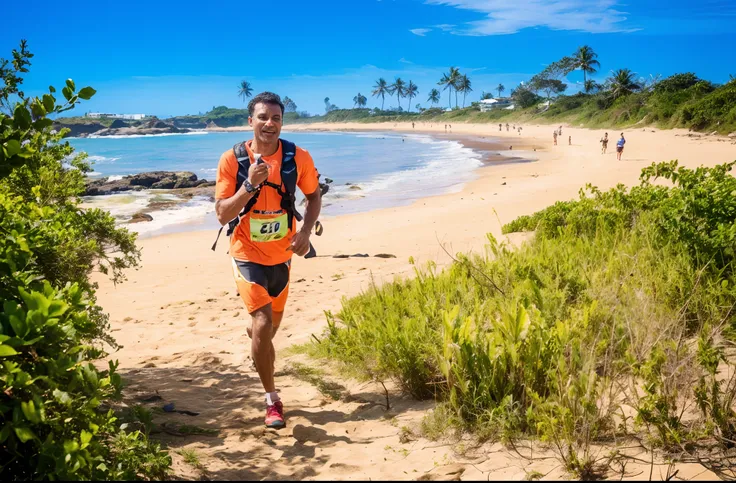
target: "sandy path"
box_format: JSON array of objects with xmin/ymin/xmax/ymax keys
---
[{"xmin": 92, "ymin": 122, "xmax": 735, "ymax": 480}]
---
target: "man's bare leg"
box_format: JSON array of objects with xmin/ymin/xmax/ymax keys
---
[{"xmin": 247, "ymin": 309, "xmax": 283, "ymax": 378}]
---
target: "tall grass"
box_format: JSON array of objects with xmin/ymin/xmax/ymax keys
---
[{"xmin": 303, "ymin": 161, "xmax": 736, "ymax": 477}]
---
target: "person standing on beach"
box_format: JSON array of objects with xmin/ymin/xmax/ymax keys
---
[
  {"xmin": 616, "ymin": 133, "xmax": 626, "ymax": 160},
  {"xmin": 600, "ymin": 132, "xmax": 609, "ymax": 154},
  {"xmin": 558, "ymin": 125, "xmax": 563, "ymax": 136},
  {"xmin": 568, "ymin": 135, "xmax": 571, "ymax": 145},
  {"xmin": 518, "ymin": 126, "xmax": 522, "ymax": 135},
  {"xmin": 214, "ymin": 92, "xmax": 322, "ymax": 429},
  {"xmin": 553, "ymin": 130, "xmax": 558, "ymax": 146},
  {"xmin": 506, "ymin": 123, "xmax": 509, "ymax": 132},
  {"xmin": 499, "ymin": 123, "xmax": 502, "ymax": 131}
]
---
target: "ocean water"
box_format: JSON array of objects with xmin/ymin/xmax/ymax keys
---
[{"xmin": 70, "ymin": 131, "xmax": 485, "ymax": 237}]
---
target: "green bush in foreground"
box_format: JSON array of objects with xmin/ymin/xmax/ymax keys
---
[
  {"xmin": 1, "ymin": 41, "xmax": 170, "ymax": 479},
  {"xmin": 307, "ymin": 160, "xmax": 736, "ymax": 477}
]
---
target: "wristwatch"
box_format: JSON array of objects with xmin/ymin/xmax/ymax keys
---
[{"xmin": 244, "ymin": 180, "xmax": 258, "ymax": 193}]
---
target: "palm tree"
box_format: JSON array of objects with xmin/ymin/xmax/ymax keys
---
[
  {"xmin": 573, "ymin": 45, "xmax": 601, "ymax": 92},
  {"xmin": 496, "ymin": 83, "xmax": 505, "ymax": 98},
  {"xmin": 438, "ymin": 67, "xmax": 460, "ymax": 109},
  {"xmin": 353, "ymin": 93, "xmax": 367, "ymax": 108},
  {"xmin": 457, "ymin": 74, "xmax": 472, "ymax": 107},
  {"xmin": 372, "ymin": 78, "xmax": 389, "ymax": 110},
  {"xmin": 237, "ymin": 80, "xmax": 253, "ymax": 103},
  {"xmin": 427, "ymin": 88, "xmax": 440, "ymax": 106},
  {"xmin": 390, "ymin": 77, "xmax": 407, "ymax": 110},
  {"xmin": 606, "ymin": 69, "xmax": 641, "ymax": 99},
  {"xmin": 405, "ymin": 81, "xmax": 418, "ymax": 112}
]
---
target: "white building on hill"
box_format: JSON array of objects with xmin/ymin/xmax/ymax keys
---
[
  {"xmin": 479, "ymin": 98, "xmax": 514, "ymax": 112},
  {"xmin": 86, "ymin": 113, "xmax": 146, "ymax": 120}
]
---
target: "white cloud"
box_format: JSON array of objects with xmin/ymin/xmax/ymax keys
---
[
  {"xmin": 399, "ymin": 58, "xmax": 414, "ymax": 64},
  {"xmin": 424, "ymin": 0, "xmax": 639, "ymax": 35},
  {"xmin": 409, "ymin": 28, "xmax": 431, "ymax": 36}
]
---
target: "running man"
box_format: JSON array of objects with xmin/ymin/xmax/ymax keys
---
[
  {"xmin": 600, "ymin": 132, "xmax": 609, "ymax": 154},
  {"xmin": 616, "ymin": 133, "xmax": 626, "ymax": 160},
  {"xmin": 215, "ymin": 92, "xmax": 322, "ymax": 429}
]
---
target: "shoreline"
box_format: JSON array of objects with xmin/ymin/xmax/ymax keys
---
[{"xmin": 88, "ymin": 129, "xmax": 526, "ymax": 238}]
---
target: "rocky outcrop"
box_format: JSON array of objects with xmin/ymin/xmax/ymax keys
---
[
  {"xmin": 85, "ymin": 171, "xmax": 215, "ymax": 196},
  {"xmin": 129, "ymin": 212, "xmax": 154, "ymax": 223},
  {"xmin": 109, "ymin": 119, "xmax": 128, "ymax": 129},
  {"xmin": 53, "ymin": 121, "xmax": 106, "ymax": 138}
]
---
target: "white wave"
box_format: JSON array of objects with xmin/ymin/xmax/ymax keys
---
[
  {"xmin": 107, "ymin": 175, "xmax": 125, "ymax": 181},
  {"xmin": 127, "ymin": 197, "xmax": 214, "ymax": 235},
  {"xmin": 87, "ymin": 155, "xmax": 119, "ymax": 164},
  {"xmin": 350, "ymin": 139, "xmax": 482, "ymax": 195},
  {"xmin": 87, "ymin": 131, "xmax": 209, "ymax": 140},
  {"xmin": 86, "ymin": 171, "xmax": 104, "ymax": 177}
]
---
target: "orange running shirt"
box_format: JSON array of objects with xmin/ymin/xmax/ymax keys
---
[{"xmin": 215, "ymin": 139, "xmax": 319, "ymax": 265}]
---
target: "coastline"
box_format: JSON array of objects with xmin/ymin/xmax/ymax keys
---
[{"xmin": 91, "ymin": 122, "xmax": 736, "ymax": 480}]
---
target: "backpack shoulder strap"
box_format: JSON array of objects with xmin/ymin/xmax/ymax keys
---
[
  {"xmin": 232, "ymin": 142, "xmax": 251, "ymax": 193},
  {"xmin": 279, "ymin": 139, "xmax": 298, "ymax": 195}
]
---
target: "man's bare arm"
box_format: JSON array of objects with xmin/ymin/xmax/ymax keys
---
[
  {"xmin": 215, "ymin": 185, "xmax": 256, "ymax": 225},
  {"xmin": 300, "ymin": 189, "xmax": 321, "ymax": 233}
]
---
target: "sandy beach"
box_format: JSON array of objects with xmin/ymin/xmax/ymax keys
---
[{"xmin": 92, "ymin": 122, "xmax": 736, "ymax": 480}]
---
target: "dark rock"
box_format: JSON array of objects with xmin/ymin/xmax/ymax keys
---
[
  {"xmin": 351, "ymin": 253, "xmax": 370, "ymax": 257},
  {"xmin": 374, "ymin": 253, "xmax": 397, "ymax": 258},
  {"xmin": 151, "ymin": 178, "xmax": 177, "ymax": 189},
  {"xmin": 130, "ymin": 212, "xmax": 153, "ymax": 223},
  {"xmin": 348, "ymin": 185, "xmax": 362, "ymax": 191},
  {"xmin": 109, "ymin": 119, "xmax": 128, "ymax": 129},
  {"xmin": 53, "ymin": 121, "xmax": 106, "ymax": 138},
  {"xmin": 84, "ymin": 171, "xmax": 207, "ymax": 195},
  {"xmin": 333, "ymin": 254, "xmax": 351, "ymax": 258}
]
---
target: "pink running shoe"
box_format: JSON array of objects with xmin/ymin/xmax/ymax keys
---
[{"xmin": 265, "ymin": 401, "xmax": 285, "ymax": 429}]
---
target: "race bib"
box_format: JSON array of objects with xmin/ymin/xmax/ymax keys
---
[{"xmin": 249, "ymin": 213, "xmax": 289, "ymax": 242}]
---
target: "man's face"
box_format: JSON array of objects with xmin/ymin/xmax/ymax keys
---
[{"xmin": 249, "ymin": 102, "xmax": 283, "ymax": 145}]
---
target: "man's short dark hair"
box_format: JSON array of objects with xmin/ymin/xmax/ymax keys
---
[{"xmin": 248, "ymin": 92, "xmax": 285, "ymax": 116}]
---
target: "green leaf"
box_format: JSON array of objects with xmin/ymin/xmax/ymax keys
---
[
  {"xmin": 31, "ymin": 101, "xmax": 46, "ymax": 118},
  {"xmin": 0, "ymin": 425, "xmax": 11, "ymax": 443},
  {"xmin": 9, "ymin": 315, "xmax": 28, "ymax": 338},
  {"xmin": 21, "ymin": 400, "xmax": 41, "ymax": 424},
  {"xmin": 34, "ymin": 118, "xmax": 54, "ymax": 130},
  {"xmin": 14, "ymin": 426, "xmax": 36, "ymax": 443},
  {"xmin": 42, "ymin": 94, "xmax": 55, "ymax": 112},
  {"xmin": 3, "ymin": 139, "xmax": 21, "ymax": 157},
  {"xmin": 47, "ymin": 300, "xmax": 68, "ymax": 318},
  {"xmin": 13, "ymin": 104, "xmax": 32, "ymax": 130},
  {"xmin": 77, "ymin": 87, "xmax": 96, "ymax": 100},
  {"xmin": 53, "ymin": 389, "xmax": 72, "ymax": 405},
  {"xmin": 65, "ymin": 78, "xmax": 75, "ymax": 91},
  {"xmin": 61, "ymin": 86, "xmax": 73, "ymax": 102},
  {"xmin": 80, "ymin": 430, "xmax": 92, "ymax": 448},
  {"xmin": 49, "ymin": 85, "xmax": 56, "ymax": 93},
  {"xmin": 0, "ymin": 345, "xmax": 18, "ymax": 357}
]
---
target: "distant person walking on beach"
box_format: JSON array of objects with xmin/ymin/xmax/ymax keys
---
[
  {"xmin": 412, "ymin": 122, "xmax": 415, "ymax": 129},
  {"xmin": 518, "ymin": 126, "xmax": 522, "ymax": 135},
  {"xmin": 553, "ymin": 130, "xmax": 558, "ymax": 146},
  {"xmin": 499, "ymin": 123, "xmax": 502, "ymax": 131},
  {"xmin": 616, "ymin": 133, "xmax": 626, "ymax": 160},
  {"xmin": 214, "ymin": 92, "xmax": 322, "ymax": 430},
  {"xmin": 568, "ymin": 135, "xmax": 571, "ymax": 145},
  {"xmin": 558, "ymin": 125, "xmax": 563, "ymax": 136},
  {"xmin": 600, "ymin": 132, "xmax": 609, "ymax": 154},
  {"xmin": 506, "ymin": 123, "xmax": 509, "ymax": 132}
]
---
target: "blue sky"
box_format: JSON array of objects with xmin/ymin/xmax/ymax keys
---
[{"xmin": 2, "ymin": 0, "xmax": 735, "ymax": 117}]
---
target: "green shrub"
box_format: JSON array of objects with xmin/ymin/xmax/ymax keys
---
[
  {"xmin": 304, "ymin": 159, "xmax": 736, "ymax": 476},
  {"xmin": 1, "ymin": 40, "xmax": 170, "ymax": 480}
]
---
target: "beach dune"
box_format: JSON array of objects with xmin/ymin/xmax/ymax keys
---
[{"xmin": 93, "ymin": 122, "xmax": 735, "ymax": 480}]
